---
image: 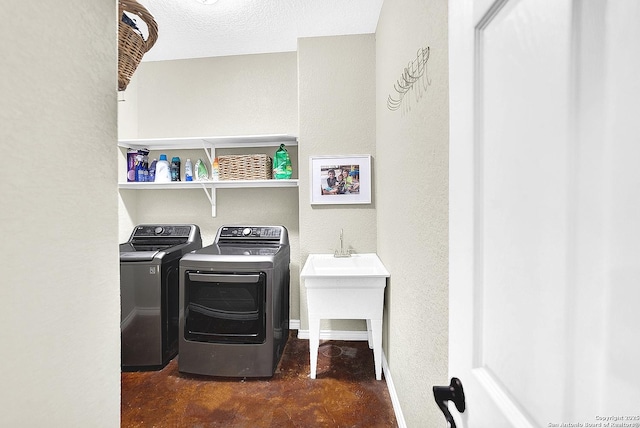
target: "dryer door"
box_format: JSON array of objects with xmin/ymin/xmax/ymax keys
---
[{"xmin": 184, "ymin": 271, "xmax": 266, "ymax": 344}]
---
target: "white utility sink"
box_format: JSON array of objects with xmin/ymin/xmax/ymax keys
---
[
  {"xmin": 301, "ymin": 253, "xmax": 390, "ymax": 380},
  {"xmin": 300, "ymin": 253, "xmax": 390, "ymax": 278}
]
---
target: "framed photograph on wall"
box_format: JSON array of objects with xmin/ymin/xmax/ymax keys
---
[{"xmin": 309, "ymin": 155, "xmax": 371, "ymax": 205}]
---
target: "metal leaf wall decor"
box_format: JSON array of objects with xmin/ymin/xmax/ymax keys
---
[{"xmin": 387, "ymin": 45, "xmax": 431, "ymax": 112}]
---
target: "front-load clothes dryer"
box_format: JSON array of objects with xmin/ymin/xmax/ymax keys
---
[
  {"xmin": 120, "ymin": 224, "xmax": 202, "ymax": 371},
  {"xmin": 178, "ymin": 225, "xmax": 290, "ymax": 377}
]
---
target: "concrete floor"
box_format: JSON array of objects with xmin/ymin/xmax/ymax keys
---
[{"xmin": 121, "ymin": 331, "xmax": 397, "ymax": 427}]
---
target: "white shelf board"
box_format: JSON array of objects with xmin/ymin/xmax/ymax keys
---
[
  {"xmin": 118, "ymin": 134, "xmax": 298, "ymax": 150},
  {"xmin": 118, "ymin": 179, "xmax": 298, "ymax": 190},
  {"xmin": 213, "ymin": 179, "xmax": 298, "ymax": 188},
  {"xmin": 118, "ymin": 181, "xmax": 209, "ymax": 190}
]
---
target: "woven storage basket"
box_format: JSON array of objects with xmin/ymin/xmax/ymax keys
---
[
  {"xmin": 218, "ymin": 154, "xmax": 272, "ymax": 180},
  {"xmin": 118, "ymin": 0, "xmax": 158, "ymax": 91}
]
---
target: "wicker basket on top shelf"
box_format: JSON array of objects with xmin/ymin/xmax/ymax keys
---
[
  {"xmin": 118, "ymin": 0, "xmax": 158, "ymax": 91},
  {"xmin": 218, "ymin": 154, "xmax": 273, "ymax": 180}
]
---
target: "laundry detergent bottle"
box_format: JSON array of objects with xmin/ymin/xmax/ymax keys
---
[
  {"xmin": 148, "ymin": 158, "xmax": 157, "ymax": 182},
  {"xmin": 155, "ymin": 154, "xmax": 171, "ymax": 183},
  {"xmin": 170, "ymin": 156, "xmax": 181, "ymax": 181}
]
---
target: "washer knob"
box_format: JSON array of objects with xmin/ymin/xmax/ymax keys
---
[
  {"xmin": 154, "ymin": 226, "xmax": 164, "ymax": 235},
  {"xmin": 242, "ymin": 227, "xmax": 252, "ymax": 236}
]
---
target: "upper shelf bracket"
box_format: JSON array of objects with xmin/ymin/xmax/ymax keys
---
[{"xmin": 198, "ymin": 183, "xmax": 216, "ymax": 217}]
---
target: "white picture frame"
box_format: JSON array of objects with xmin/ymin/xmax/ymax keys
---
[{"xmin": 309, "ymin": 155, "xmax": 372, "ymax": 205}]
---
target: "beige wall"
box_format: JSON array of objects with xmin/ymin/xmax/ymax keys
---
[
  {"xmin": 0, "ymin": 2, "xmax": 120, "ymax": 426},
  {"xmin": 376, "ymin": 0, "xmax": 449, "ymax": 425},
  {"xmin": 297, "ymin": 34, "xmax": 377, "ymax": 332},
  {"xmin": 132, "ymin": 54, "xmax": 298, "ymax": 138}
]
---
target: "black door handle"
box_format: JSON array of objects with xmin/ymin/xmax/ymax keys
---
[{"xmin": 433, "ymin": 377, "xmax": 466, "ymax": 428}]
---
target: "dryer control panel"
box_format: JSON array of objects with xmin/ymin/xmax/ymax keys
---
[{"xmin": 216, "ymin": 226, "xmax": 288, "ymax": 245}]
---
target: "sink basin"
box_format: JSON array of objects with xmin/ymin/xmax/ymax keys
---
[{"xmin": 300, "ymin": 253, "xmax": 390, "ymax": 278}]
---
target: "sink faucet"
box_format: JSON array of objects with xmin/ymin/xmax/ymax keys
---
[{"xmin": 334, "ymin": 229, "xmax": 353, "ymax": 258}]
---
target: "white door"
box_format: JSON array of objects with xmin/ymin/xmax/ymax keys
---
[{"xmin": 448, "ymin": 0, "xmax": 640, "ymax": 427}]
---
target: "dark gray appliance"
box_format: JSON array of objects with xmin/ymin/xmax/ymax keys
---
[
  {"xmin": 120, "ymin": 224, "xmax": 202, "ymax": 371},
  {"xmin": 178, "ymin": 225, "xmax": 290, "ymax": 377}
]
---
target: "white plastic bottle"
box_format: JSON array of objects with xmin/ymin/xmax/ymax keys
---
[
  {"xmin": 185, "ymin": 159, "xmax": 193, "ymax": 181},
  {"xmin": 154, "ymin": 154, "xmax": 171, "ymax": 183}
]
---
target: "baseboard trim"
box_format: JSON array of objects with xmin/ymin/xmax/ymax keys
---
[
  {"xmin": 289, "ymin": 319, "xmax": 301, "ymax": 331},
  {"xmin": 290, "ymin": 320, "xmax": 406, "ymax": 427},
  {"xmin": 296, "ymin": 328, "xmax": 370, "ymax": 341},
  {"xmin": 382, "ymin": 352, "xmax": 407, "ymax": 428}
]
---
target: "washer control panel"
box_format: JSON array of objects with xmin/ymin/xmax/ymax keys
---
[{"xmin": 132, "ymin": 225, "xmax": 194, "ymax": 238}]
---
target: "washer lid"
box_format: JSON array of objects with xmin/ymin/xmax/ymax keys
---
[
  {"xmin": 119, "ymin": 250, "xmax": 160, "ymax": 262},
  {"xmin": 120, "ymin": 224, "xmax": 203, "ymax": 262}
]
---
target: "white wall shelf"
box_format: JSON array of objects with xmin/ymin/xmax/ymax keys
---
[
  {"xmin": 118, "ymin": 134, "xmax": 298, "ymax": 217},
  {"xmin": 118, "ymin": 180, "xmax": 298, "ymax": 190},
  {"xmin": 118, "ymin": 134, "xmax": 298, "ymax": 151}
]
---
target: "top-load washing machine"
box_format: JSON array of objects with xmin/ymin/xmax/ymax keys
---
[
  {"xmin": 120, "ymin": 224, "xmax": 202, "ymax": 370},
  {"xmin": 178, "ymin": 225, "xmax": 290, "ymax": 377}
]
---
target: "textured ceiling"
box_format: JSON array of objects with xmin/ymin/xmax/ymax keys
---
[{"xmin": 136, "ymin": 0, "xmax": 384, "ymax": 62}]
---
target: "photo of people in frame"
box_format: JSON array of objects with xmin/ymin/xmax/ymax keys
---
[{"xmin": 319, "ymin": 164, "xmax": 360, "ymax": 195}]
